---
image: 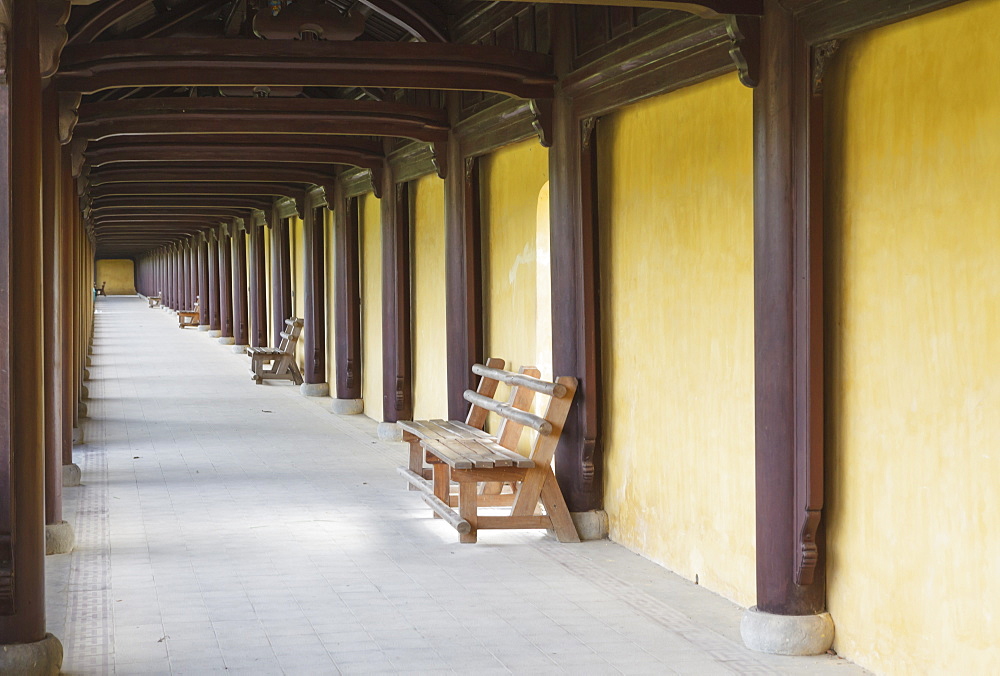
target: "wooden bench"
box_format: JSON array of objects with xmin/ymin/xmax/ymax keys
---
[
  {"xmin": 247, "ymin": 317, "xmax": 304, "ymax": 385},
  {"xmin": 148, "ymin": 292, "xmax": 162, "ymax": 308},
  {"xmin": 94, "ymin": 281, "xmax": 107, "ymax": 296},
  {"xmin": 418, "ymin": 365, "xmax": 580, "ymax": 544},
  {"xmin": 396, "ymin": 359, "xmax": 541, "ymax": 492},
  {"xmin": 177, "ymin": 296, "xmax": 200, "ymax": 328}
]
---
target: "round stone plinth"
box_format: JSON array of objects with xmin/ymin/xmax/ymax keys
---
[
  {"xmin": 62, "ymin": 463, "xmax": 81, "ymax": 487},
  {"xmin": 741, "ymin": 607, "xmax": 834, "ymax": 656},
  {"xmin": 218, "ymin": 336, "xmax": 236, "ymax": 345},
  {"xmin": 197, "ymin": 325, "xmax": 211, "ymax": 332},
  {"xmin": 72, "ymin": 427, "xmax": 83, "ymax": 445},
  {"xmin": 80, "ymin": 385, "xmax": 90, "ymax": 400},
  {"xmin": 231, "ymin": 345, "xmax": 248, "ymax": 354},
  {"xmin": 331, "ymin": 399, "xmax": 363, "ymax": 415},
  {"xmin": 87, "ymin": 346, "xmax": 94, "ymax": 355},
  {"xmin": 0, "ymin": 633, "xmax": 63, "ymax": 675},
  {"xmin": 300, "ymin": 382, "xmax": 330, "ymax": 397},
  {"xmin": 376, "ymin": 422, "xmax": 403, "ymax": 442},
  {"xmin": 82, "ymin": 369, "xmax": 91, "ymax": 381},
  {"xmin": 45, "ymin": 521, "xmax": 75, "ymax": 555},
  {"xmin": 78, "ymin": 402, "xmax": 89, "ymax": 419},
  {"xmin": 207, "ymin": 330, "xmax": 222, "ymax": 338},
  {"xmin": 85, "ymin": 356, "xmax": 92, "ymax": 367},
  {"xmin": 571, "ymin": 510, "xmax": 609, "ymax": 541}
]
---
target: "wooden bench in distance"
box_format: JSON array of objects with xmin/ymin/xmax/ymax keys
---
[
  {"xmin": 396, "ymin": 359, "xmax": 541, "ymax": 492},
  {"xmin": 247, "ymin": 317, "xmax": 304, "ymax": 385},
  {"xmin": 178, "ymin": 295, "xmax": 200, "ymax": 328},
  {"xmin": 419, "ymin": 365, "xmax": 580, "ymax": 544},
  {"xmin": 148, "ymin": 292, "xmax": 162, "ymax": 308}
]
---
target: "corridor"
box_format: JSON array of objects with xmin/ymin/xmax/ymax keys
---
[{"xmin": 45, "ymin": 297, "xmax": 862, "ymax": 675}]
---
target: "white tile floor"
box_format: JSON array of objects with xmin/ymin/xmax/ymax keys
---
[{"xmin": 45, "ymin": 296, "xmax": 867, "ymax": 675}]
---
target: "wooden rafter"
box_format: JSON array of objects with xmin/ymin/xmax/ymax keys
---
[
  {"xmin": 116, "ymin": 0, "xmax": 231, "ymax": 39},
  {"xmin": 358, "ymin": 0, "xmax": 448, "ymax": 42},
  {"xmin": 68, "ymin": 0, "xmax": 151, "ymax": 44},
  {"xmin": 488, "ymin": 0, "xmax": 762, "ymax": 19}
]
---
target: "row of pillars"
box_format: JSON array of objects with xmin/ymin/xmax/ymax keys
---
[{"xmin": 0, "ymin": 1, "xmax": 97, "ymax": 671}]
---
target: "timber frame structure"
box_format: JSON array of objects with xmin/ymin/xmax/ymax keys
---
[{"xmin": 0, "ymin": 0, "xmax": 989, "ymax": 670}]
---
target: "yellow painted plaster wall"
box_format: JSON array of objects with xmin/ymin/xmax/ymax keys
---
[
  {"xmin": 598, "ymin": 74, "xmax": 755, "ymax": 606},
  {"xmin": 824, "ymin": 2, "xmax": 1000, "ymax": 672},
  {"xmin": 290, "ymin": 216, "xmax": 306, "ymax": 369},
  {"xmin": 410, "ymin": 174, "xmax": 449, "ymax": 420},
  {"xmin": 360, "ymin": 193, "xmax": 383, "ymax": 421},
  {"xmin": 95, "ymin": 259, "xmax": 136, "ymax": 295},
  {"xmin": 480, "ymin": 139, "xmax": 551, "ymax": 445}
]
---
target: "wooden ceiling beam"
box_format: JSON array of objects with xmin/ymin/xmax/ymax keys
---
[
  {"xmin": 75, "ymin": 97, "xmax": 450, "ymax": 143},
  {"xmin": 88, "ymin": 181, "xmax": 308, "ymax": 201},
  {"xmin": 86, "ymin": 163, "xmax": 339, "ymax": 187},
  {"xmin": 56, "ymin": 39, "xmax": 556, "ymax": 99},
  {"xmin": 116, "ymin": 0, "xmax": 230, "ymax": 39},
  {"xmin": 83, "ymin": 141, "xmax": 383, "ymax": 171},
  {"xmin": 90, "ymin": 195, "xmax": 274, "ymax": 210},
  {"xmin": 487, "ymin": 0, "xmax": 761, "ymax": 19},
  {"xmin": 357, "ymin": 0, "xmax": 448, "ymax": 42},
  {"xmin": 68, "ymin": 0, "xmax": 151, "ymax": 45}
]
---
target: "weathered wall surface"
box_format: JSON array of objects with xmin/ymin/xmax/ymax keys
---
[
  {"xmin": 360, "ymin": 193, "xmax": 383, "ymax": 421},
  {"xmin": 410, "ymin": 174, "xmax": 449, "ymax": 420},
  {"xmin": 95, "ymin": 259, "xmax": 136, "ymax": 295},
  {"xmin": 824, "ymin": 1, "xmax": 1000, "ymax": 672},
  {"xmin": 598, "ymin": 73, "xmax": 756, "ymax": 607}
]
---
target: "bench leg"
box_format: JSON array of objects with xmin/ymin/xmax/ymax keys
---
[
  {"xmin": 432, "ymin": 462, "xmax": 450, "ymax": 519},
  {"xmin": 406, "ymin": 439, "xmax": 423, "ymax": 490},
  {"xmin": 539, "ymin": 470, "xmax": 580, "ymax": 543},
  {"xmin": 457, "ymin": 480, "xmax": 478, "ymax": 544}
]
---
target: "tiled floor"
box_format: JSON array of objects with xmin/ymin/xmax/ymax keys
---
[{"xmin": 45, "ymin": 296, "xmax": 866, "ymax": 675}]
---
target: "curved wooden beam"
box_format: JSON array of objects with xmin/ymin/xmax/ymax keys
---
[
  {"xmin": 116, "ymin": 0, "xmax": 229, "ymax": 40},
  {"xmin": 88, "ymin": 182, "xmax": 308, "ymax": 201},
  {"xmin": 87, "ymin": 163, "xmax": 340, "ymax": 188},
  {"xmin": 489, "ymin": 0, "xmax": 762, "ymax": 19},
  {"xmin": 75, "ymin": 98, "xmax": 450, "ymax": 143},
  {"xmin": 68, "ymin": 0, "xmax": 150, "ymax": 45},
  {"xmin": 90, "ymin": 195, "xmax": 275, "ymax": 211},
  {"xmin": 84, "ymin": 141, "xmax": 384, "ymax": 171},
  {"xmin": 357, "ymin": 0, "xmax": 447, "ymax": 42},
  {"xmin": 56, "ymin": 39, "xmax": 556, "ymax": 99}
]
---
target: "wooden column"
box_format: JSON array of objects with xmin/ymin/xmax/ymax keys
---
[
  {"xmin": 184, "ymin": 240, "xmax": 194, "ymax": 310},
  {"xmin": 332, "ymin": 182, "xmax": 362, "ymax": 401},
  {"xmin": 443, "ymin": 126, "xmax": 483, "ymax": 420},
  {"xmin": 60, "ymin": 147, "xmax": 76, "ymax": 470},
  {"xmin": 207, "ymin": 230, "xmax": 221, "ymax": 333},
  {"xmin": 197, "ymin": 233, "xmax": 210, "ymax": 327},
  {"xmin": 248, "ymin": 214, "xmax": 268, "ymax": 348},
  {"xmin": 380, "ymin": 170, "xmax": 412, "ymax": 422},
  {"xmin": 546, "ymin": 7, "xmax": 605, "ymax": 513},
  {"xmin": 217, "ymin": 223, "xmax": 234, "ymax": 342},
  {"xmin": 41, "ymin": 86, "xmax": 63, "ymax": 531},
  {"xmin": 302, "ymin": 198, "xmax": 329, "ymax": 392},
  {"xmin": 0, "ymin": 0, "xmax": 58, "ymax": 651},
  {"xmin": 271, "ymin": 209, "xmax": 293, "ymax": 344},
  {"xmin": 751, "ymin": 0, "xmax": 826, "ymax": 617},
  {"xmin": 232, "ymin": 221, "xmax": 249, "ymax": 349}
]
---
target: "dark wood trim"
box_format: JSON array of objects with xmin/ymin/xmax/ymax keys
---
[
  {"xmin": 380, "ymin": 168, "xmax": 413, "ymax": 422},
  {"xmin": 751, "ymin": 0, "xmax": 825, "ymax": 615},
  {"xmin": 207, "ymin": 229, "xmax": 221, "ymax": 332},
  {"xmin": 454, "ymin": 98, "xmax": 541, "ymax": 160},
  {"xmin": 302, "ymin": 202, "xmax": 328, "ymax": 386},
  {"xmin": 388, "ymin": 141, "xmax": 438, "ymax": 185},
  {"xmin": 271, "ymin": 209, "xmax": 293, "ymax": 345},
  {"xmin": 87, "ymin": 165, "xmax": 340, "ymax": 189},
  {"xmin": 248, "ymin": 213, "xmax": 268, "ymax": 348},
  {"xmin": 793, "ymin": 0, "xmax": 968, "ymax": 44},
  {"xmin": 333, "ymin": 181, "xmax": 363, "ymax": 399},
  {"xmin": 232, "ymin": 223, "xmax": 249, "ymax": 346}
]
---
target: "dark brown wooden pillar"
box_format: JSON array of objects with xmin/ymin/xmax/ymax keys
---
[
  {"xmin": 41, "ymin": 86, "xmax": 63, "ymax": 530},
  {"xmin": 218, "ymin": 224, "xmax": 234, "ymax": 342},
  {"xmin": 332, "ymin": 183, "xmax": 362, "ymax": 401},
  {"xmin": 60, "ymin": 147, "xmax": 76, "ymax": 471},
  {"xmin": 380, "ymin": 170, "xmax": 412, "ymax": 422},
  {"xmin": 207, "ymin": 230, "xmax": 221, "ymax": 334},
  {"xmin": 198, "ymin": 233, "xmax": 210, "ymax": 327},
  {"xmin": 301, "ymin": 200, "xmax": 329, "ymax": 393},
  {"xmin": 184, "ymin": 240, "xmax": 194, "ymax": 310},
  {"xmin": 0, "ymin": 0, "xmax": 61, "ymax": 656},
  {"xmin": 443, "ymin": 125, "xmax": 483, "ymax": 420},
  {"xmin": 248, "ymin": 216, "xmax": 268, "ymax": 348},
  {"xmin": 751, "ymin": 0, "xmax": 826, "ymax": 619},
  {"xmin": 547, "ymin": 7, "xmax": 604, "ymax": 513},
  {"xmin": 271, "ymin": 210, "xmax": 292, "ymax": 344},
  {"xmin": 232, "ymin": 221, "xmax": 249, "ymax": 348}
]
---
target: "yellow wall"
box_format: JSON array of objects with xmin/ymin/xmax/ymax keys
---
[
  {"xmin": 480, "ymin": 138, "xmax": 551, "ymax": 444},
  {"xmin": 598, "ymin": 74, "xmax": 755, "ymax": 606},
  {"xmin": 824, "ymin": 2, "xmax": 1000, "ymax": 672},
  {"xmin": 360, "ymin": 193, "xmax": 383, "ymax": 421},
  {"xmin": 290, "ymin": 216, "xmax": 306, "ymax": 369},
  {"xmin": 95, "ymin": 259, "xmax": 136, "ymax": 295},
  {"xmin": 410, "ymin": 174, "xmax": 449, "ymax": 420},
  {"xmin": 324, "ymin": 208, "xmax": 337, "ymax": 396}
]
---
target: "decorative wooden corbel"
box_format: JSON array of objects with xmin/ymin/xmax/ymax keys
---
[
  {"xmin": 581, "ymin": 116, "xmax": 597, "ymax": 152},
  {"xmin": 464, "ymin": 156, "xmax": 476, "ymax": 182},
  {"xmin": 39, "ymin": 0, "xmax": 71, "ymax": 80},
  {"xmin": 429, "ymin": 141, "xmax": 448, "ymax": 180},
  {"xmin": 726, "ymin": 14, "xmax": 760, "ymax": 88},
  {"xmin": 529, "ymin": 98, "xmax": 553, "ymax": 148},
  {"xmin": 253, "ymin": 0, "xmax": 366, "ymax": 40},
  {"xmin": 58, "ymin": 91, "xmax": 81, "ymax": 144},
  {"xmin": 812, "ymin": 40, "xmax": 840, "ymax": 95},
  {"xmin": 70, "ymin": 136, "xmax": 87, "ymax": 176},
  {"xmin": 0, "ymin": 1, "xmax": 9, "ymax": 87},
  {"xmin": 369, "ymin": 166, "xmax": 384, "ymax": 199}
]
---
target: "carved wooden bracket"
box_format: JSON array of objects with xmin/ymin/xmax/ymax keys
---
[
  {"xmin": 369, "ymin": 166, "xmax": 384, "ymax": 199},
  {"xmin": 529, "ymin": 98, "xmax": 553, "ymax": 148},
  {"xmin": 812, "ymin": 40, "xmax": 840, "ymax": 95},
  {"xmin": 726, "ymin": 14, "xmax": 760, "ymax": 88},
  {"xmin": 0, "ymin": 24, "xmax": 7, "ymax": 87},
  {"xmin": 39, "ymin": 0, "xmax": 71, "ymax": 80},
  {"xmin": 58, "ymin": 91, "xmax": 81, "ymax": 144},
  {"xmin": 429, "ymin": 141, "xmax": 448, "ymax": 180},
  {"xmin": 253, "ymin": 0, "xmax": 366, "ymax": 41},
  {"xmin": 581, "ymin": 116, "xmax": 596, "ymax": 152}
]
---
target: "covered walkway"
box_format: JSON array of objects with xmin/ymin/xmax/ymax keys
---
[{"xmin": 45, "ymin": 296, "xmax": 861, "ymax": 675}]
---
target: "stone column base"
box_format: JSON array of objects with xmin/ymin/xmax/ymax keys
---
[
  {"xmin": 45, "ymin": 521, "xmax": 75, "ymax": 555},
  {"xmin": 80, "ymin": 385, "xmax": 90, "ymax": 400},
  {"xmin": 740, "ymin": 607, "xmax": 834, "ymax": 656},
  {"xmin": 85, "ymin": 356, "xmax": 92, "ymax": 367},
  {"xmin": 87, "ymin": 346, "xmax": 94, "ymax": 355},
  {"xmin": 0, "ymin": 632, "xmax": 63, "ymax": 675},
  {"xmin": 72, "ymin": 426, "xmax": 83, "ymax": 445},
  {"xmin": 217, "ymin": 336, "xmax": 236, "ymax": 345},
  {"xmin": 331, "ymin": 398, "xmax": 363, "ymax": 415},
  {"xmin": 207, "ymin": 330, "xmax": 222, "ymax": 338},
  {"xmin": 62, "ymin": 463, "xmax": 81, "ymax": 487},
  {"xmin": 82, "ymin": 368, "xmax": 91, "ymax": 381},
  {"xmin": 376, "ymin": 422, "xmax": 403, "ymax": 442},
  {"xmin": 300, "ymin": 382, "xmax": 330, "ymax": 397},
  {"xmin": 570, "ymin": 510, "xmax": 608, "ymax": 541},
  {"xmin": 78, "ymin": 402, "xmax": 88, "ymax": 419},
  {"xmin": 231, "ymin": 345, "xmax": 248, "ymax": 354},
  {"xmin": 197, "ymin": 325, "xmax": 211, "ymax": 332}
]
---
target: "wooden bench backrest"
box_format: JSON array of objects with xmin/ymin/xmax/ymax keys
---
[
  {"xmin": 464, "ymin": 364, "xmax": 578, "ymax": 466},
  {"xmin": 464, "ymin": 357, "xmax": 505, "ymax": 430},
  {"xmin": 277, "ymin": 317, "xmax": 304, "ymax": 354}
]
